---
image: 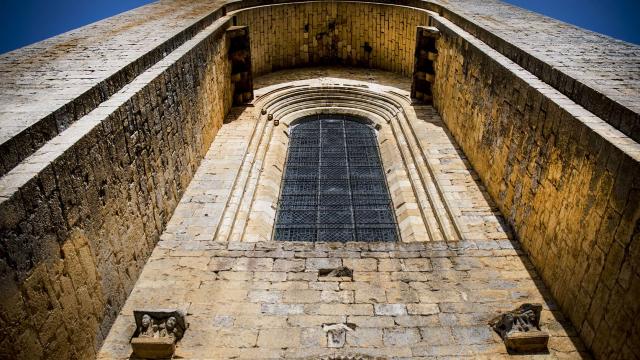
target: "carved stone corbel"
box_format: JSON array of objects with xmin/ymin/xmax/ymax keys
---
[
  {"xmin": 130, "ymin": 309, "xmax": 188, "ymax": 359},
  {"xmin": 489, "ymin": 303, "xmax": 549, "ymax": 353}
]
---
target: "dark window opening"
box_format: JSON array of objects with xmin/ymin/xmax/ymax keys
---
[{"xmin": 274, "ymin": 115, "xmax": 398, "ymax": 242}]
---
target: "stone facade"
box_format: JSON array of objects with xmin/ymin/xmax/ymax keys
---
[
  {"xmin": 433, "ymin": 0, "xmax": 640, "ymax": 143},
  {"xmin": 98, "ymin": 68, "xmax": 585, "ymax": 359},
  {"xmin": 0, "ymin": 0, "xmax": 227, "ymax": 177},
  {"xmin": 0, "ymin": 0, "xmax": 638, "ymax": 359},
  {"xmin": 100, "ymin": 239, "xmax": 585, "ymax": 359}
]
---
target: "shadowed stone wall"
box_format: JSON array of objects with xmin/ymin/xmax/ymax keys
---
[
  {"xmin": 431, "ymin": 15, "xmax": 640, "ymax": 360},
  {"xmin": 233, "ymin": 2, "xmax": 430, "ymax": 77},
  {"xmin": 0, "ymin": 21, "xmax": 232, "ymax": 359}
]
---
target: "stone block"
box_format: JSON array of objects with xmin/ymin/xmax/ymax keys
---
[
  {"xmin": 355, "ymin": 288, "xmax": 387, "ymax": 303},
  {"xmin": 347, "ymin": 315, "xmax": 395, "ymax": 328},
  {"xmin": 407, "ymin": 303, "xmax": 439, "ymax": 315},
  {"xmin": 383, "ymin": 327, "xmax": 421, "ymax": 346},
  {"xmin": 283, "ymin": 289, "xmax": 321, "ymax": 303},
  {"xmin": 320, "ymin": 290, "xmax": 354, "ymax": 303},
  {"xmin": 261, "ymin": 303, "xmax": 304, "ymax": 315},
  {"xmin": 248, "ymin": 290, "xmax": 282, "ymax": 303},
  {"xmin": 402, "ymin": 258, "xmax": 432, "ymax": 271},
  {"xmin": 274, "ymin": 259, "xmax": 305, "ymax": 272},
  {"xmin": 374, "ymin": 304, "xmax": 407, "ymax": 316},
  {"xmin": 342, "ymin": 258, "xmax": 378, "ymax": 271},
  {"xmin": 130, "ymin": 337, "xmax": 175, "ymax": 359},
  {"xmin": 419, "ymin": 326, "xmax": 454, "ymax": 345},
  {"xmin": 307, "ymin": 304, "xmax": 373, "ymax": 316},
  {"xmin": 306, "ymin": 258, "xmax": 342, "ymax": 271},
  {"xmin": 257, "ymin": 328, "xmax": 301, "ymax": 348},
  {"xmin": 346, "ymin": 327, "xmax": 384, "ymax": 347}
]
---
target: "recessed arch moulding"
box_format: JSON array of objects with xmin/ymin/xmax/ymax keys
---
[{"xmin": 214, "ymin": 77, "xmax": 466, "ymax": 244}]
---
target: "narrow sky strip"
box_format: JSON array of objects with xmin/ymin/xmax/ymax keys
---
[
  {"xmin": 0, "ymin": 0, "xmax": 155, "ymax": 54},
  {"xmin": 503, "ymin": 0, "xmax": 640, "ymax": 45},
  {"xmin": 0, "ymin": 0, "xmax": 638, "ymax": 55}
]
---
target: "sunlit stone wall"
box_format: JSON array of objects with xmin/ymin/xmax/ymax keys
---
[{"xmin": 431, "ymin": 15, "xmax": 640, "ymax": 359}]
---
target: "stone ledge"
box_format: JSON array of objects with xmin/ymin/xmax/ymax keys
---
[{"xmin": 0, "ymin": 1, "xmax": 228, "ymax": 177}]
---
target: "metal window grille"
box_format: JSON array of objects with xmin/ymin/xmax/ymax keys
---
[{"xmin": 274, "ymin": 115, "xmax": 398, "ymax": 242}]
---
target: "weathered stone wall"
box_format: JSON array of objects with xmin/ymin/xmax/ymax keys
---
[
  {"xmin": 98, "ymin": 68, "xmax": 586, "ymax": 359},
  {"xmin": 1, "ymin": 1, "xmax": 639, "ymax": 359},
  {"xmin": 233, "ymin": 2, "xmax": 430, "ymax": 77},
  {"xmin": 431, "ymin": 15, "xmax": 640, "ymax": 359},
  {"xmin": 0, "ymin": 0, "xmax": 226, "ymax": 177},
  {"xmin": 0, "ymin": 21, "xmax": 232, "ymax": 359},
  {"xmin": 432, "ymin": 0, "xmax": 640, "ymax": 143},
  {"xmin": 231, "ymin": 0, "xmax": 640, "ymax": 146}
]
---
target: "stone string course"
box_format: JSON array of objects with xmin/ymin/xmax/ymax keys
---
[
  {"xmin": 431, "ymin": 14, "xmax": 640, "ymax": 360},
  {"xmin": 0, "ymin": 18, "xmax": 232, "ymax": 359}
]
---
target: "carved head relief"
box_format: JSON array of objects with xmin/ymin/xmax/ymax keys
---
[
  {"xmin": 131, "ymin": 310, "xmax": 188, "ymax": 359},
  {"xmin": 322, "ymin": 323, "xmax": 356, "ymax": 348},
  {"xmin": 132, "ymin": 309, "xmax": 187, "ymax": 341}
]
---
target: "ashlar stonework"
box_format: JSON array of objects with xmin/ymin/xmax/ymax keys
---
[
  {"xmin": 0, "ymin": 0, "xmax": 638, "ymax": 359},
  {"xmin": 96, "ymin": 68, "xmax": 590, "ymax": 359}
]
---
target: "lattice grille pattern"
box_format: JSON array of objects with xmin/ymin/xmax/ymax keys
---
[{"xmin": 274, "ymin": 115, "xmax": 397, "ymax": 242}]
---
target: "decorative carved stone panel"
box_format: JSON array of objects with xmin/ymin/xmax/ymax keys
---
[
  {"xmin": 323, "ymin": 323, "xmax": 355, "ymax": 348},
  {"xmin": 130, "ymin": 309, "xmax": 187, "ymax": 359}
]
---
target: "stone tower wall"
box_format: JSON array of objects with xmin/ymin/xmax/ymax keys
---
[
  {"xmin": 0, "ymin": 1, "xmax": 228, "ymax": 178},
  {"xmin": 0, "ymin": 1, "xmax": 638, "ymax": 359},
  {"xmin": 231, "ymin": 4, "xmax": 640, "ymax": 356},
  {"xmin": 0, "ymin": 20, "xmax": 232, "ymax": 358},
  {"xmin": 234, "ymin": 2, "xmax": 430, "ymax": 77}
]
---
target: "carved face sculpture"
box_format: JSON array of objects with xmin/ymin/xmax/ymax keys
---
[
  {"xmin": 166, "ymin": 317, "xmax": 177, "ymax": 331},
  {"xmin": 141, "ymin": 314, "xmax": 151, "ymax": 328}
]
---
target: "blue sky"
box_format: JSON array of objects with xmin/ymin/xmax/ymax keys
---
[
  {"xmin": 0, "ymin": 0, "xmax": 638, "ymax": 54},
  {"xmin": 0, "ymin": 0, "xmax": 154, "ymax": 54}
]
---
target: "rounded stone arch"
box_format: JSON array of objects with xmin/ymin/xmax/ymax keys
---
[
  {"xmin": 230, "ymin": 1, "xmax": 434, "ymax": 77},
  {"xmin": 289, "ymin": 113, "xmax": 376, "ymax": 128},
  {"xmin": 240, "ymin": 82, "xmax": 446, "ymax": 243},
  {"xmin": 282, "ymin": 108, "xmax": 387, "ymax": 130}
]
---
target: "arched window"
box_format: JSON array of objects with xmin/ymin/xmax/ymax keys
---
[{"xmin": 274, "ymin": 115, "xmax": 398, "ymax": 242}]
